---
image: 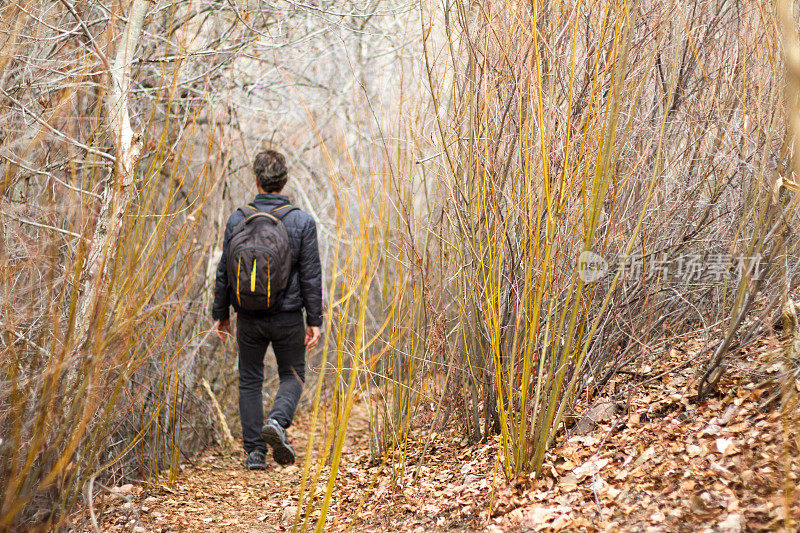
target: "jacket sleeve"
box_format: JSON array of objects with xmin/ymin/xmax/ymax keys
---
[
  {"xmin": 211, "ymin": 217, "xmax": 235, "ymax": 321},
  {"xmin": 298, "ymin": 217, "xmax": 323, "ymax": 327}
]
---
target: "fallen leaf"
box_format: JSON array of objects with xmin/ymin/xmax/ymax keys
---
[
  {"xmin": 633, "ymin": 446, "xmax": 656, "ymax": 467},
  {"xmin": 686, "ymin": 444, "xmax": 703, "ymax": 457},
  {"xmin": 558, "ymin": 474, "xmax": 578, "ymax": 492},
  {"xmin": 572, "ymin": 457, "xmax": 609, "ymax": 481},
  {"xmin": 110, "ymin": 484, "xmax": 134, "ymax": 494},
  {"xmin": 718, "ymin": 405, "xmax": 738, "ymax": 425},
  {"xmin": 690, "ymin": 494, "xmax": 712, "ymax": 515},
  {"xmin": 715, "ymin": 437, "xmax": 733, "ymax": 454},
  {"xmin": 421, "ymin": 504, "xmax": 441, "ymax": 514},
  {"xmin": 282, "ymin": 506, "xmax": 298, "ymax": 523},
  {"xmin": 717, "ymin": 513, "xmax": 743, "ymax": 533}
]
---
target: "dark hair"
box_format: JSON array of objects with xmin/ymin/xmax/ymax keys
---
[{"xmin": 253, "ymin": 150, "xmax": 288, "ymax": 192}]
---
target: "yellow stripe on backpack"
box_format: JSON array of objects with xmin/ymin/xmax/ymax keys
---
[
  {"xmin": 251, "ymin": 258, "xmax": 257, "ymax": 292},
  {"xmin": 236, "ymin": 257, "xmax": 242, "ymax": 305}
]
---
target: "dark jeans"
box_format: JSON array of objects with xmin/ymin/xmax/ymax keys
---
[{"xmin": 236, "ymin": 311, "xmax": 306, "ymax": 454}]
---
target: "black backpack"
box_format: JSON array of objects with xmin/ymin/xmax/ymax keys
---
[{"xmin": 227, "ymin": 203, "xmax": 297, "ymax": 312}]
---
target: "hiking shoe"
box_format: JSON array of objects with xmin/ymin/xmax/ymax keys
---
[
  {"xmin": 261, "ymin": 418, "xmax": 295, "ymax": 465},
  {"xmin": 246, "ymin": 449, "xmax": 267, "ymax": 470}
]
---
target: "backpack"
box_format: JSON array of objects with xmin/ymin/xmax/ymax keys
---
[{"xmin": 227, "ymin": 203, "xmax": 297, "ymax": 312}]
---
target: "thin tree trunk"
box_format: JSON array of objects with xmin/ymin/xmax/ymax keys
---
[{"xmin": 74, "ymin": 0, "xmax": 149, "ymax": 350}]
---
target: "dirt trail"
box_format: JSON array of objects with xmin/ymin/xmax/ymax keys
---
[
  {"xmin": 87, "ymin": 341, "xmax": 799, "ymax": 532},
  {"xmin": 90, "ymin": 403, "xmax": 366, "ymax": 532},
  {"xmin": 89, "ymin": 398, "xmax": 498, "ymax": 532}
]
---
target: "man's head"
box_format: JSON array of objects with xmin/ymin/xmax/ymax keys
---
[{"xmin": 253, "ymin": 150, "xmax": 288, "ymax": 193}]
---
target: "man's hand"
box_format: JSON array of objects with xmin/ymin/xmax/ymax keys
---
[
  {"xmin": 304, "ymin": 326, "xmax": 321, "ymax": 349},
  {"xmin": 214, "ymin": 319, "xmax": 231, "ymax": 342}
]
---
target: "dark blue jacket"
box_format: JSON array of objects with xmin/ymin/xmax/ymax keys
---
[{"xmin": 212, "ymin": 193, "xmax": 323, "ymax": 327}]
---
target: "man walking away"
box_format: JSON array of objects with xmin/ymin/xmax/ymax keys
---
[{"xmin": 212, "ymin": 150, "xmax": 322, "ymax": 470}]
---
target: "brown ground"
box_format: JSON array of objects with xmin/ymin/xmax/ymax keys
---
[{"xmin": 79, "ymin": 336, "xmax": 799, "ymax": 532}]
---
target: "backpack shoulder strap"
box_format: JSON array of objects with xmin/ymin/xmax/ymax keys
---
[
  {"xmin": 237, "ymin": 203, "xmax": 259, "ymax": 216},
  {"xmin": 231, "ymin": 203, "xmax": 266, "ymax": 235},
  {"xmin": 232, "ymin": 203, "xmax": 295, "ymax": 234},
  {"xmin": 242, "ymin": 203, "xmax": 287, "ymax": 222},
  {"xmin": 269, "ymin": 204, "xmax": 298, "ymax": 221}
]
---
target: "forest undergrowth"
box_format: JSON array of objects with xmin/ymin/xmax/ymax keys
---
[{"xmin": 82, "ymin": 333, "xmax": 798, "ymax": 532}]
